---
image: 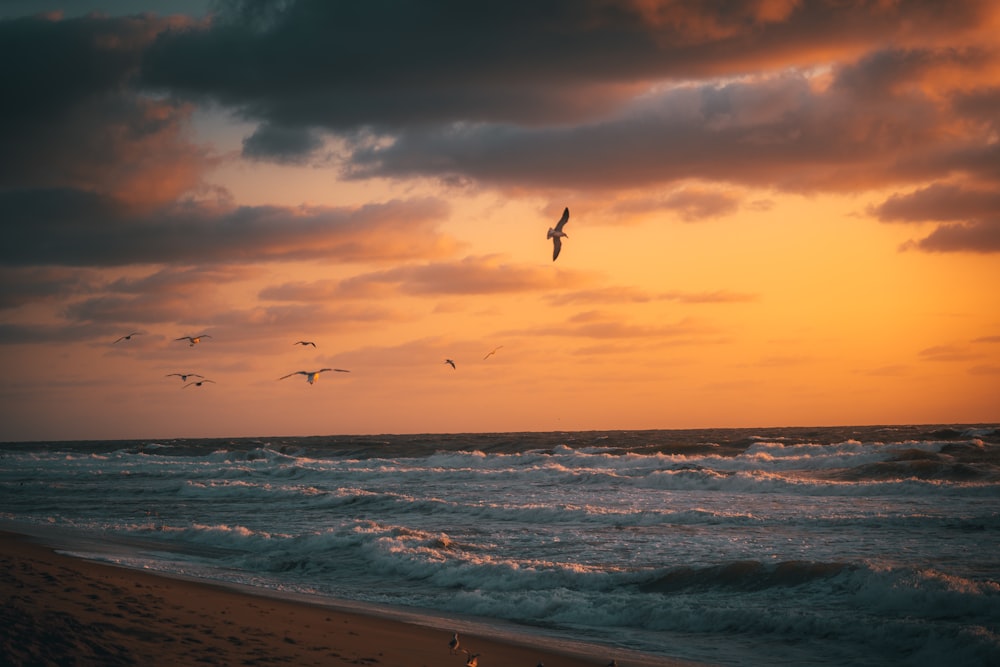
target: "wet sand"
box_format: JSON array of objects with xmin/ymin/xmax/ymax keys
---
[{"xmin": 1, "ymin": 530, "xmax": 698, "ymax": 666}]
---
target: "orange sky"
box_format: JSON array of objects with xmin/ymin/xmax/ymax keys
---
[{"xmin": 1, "ymin": 1, "xmax": 998, "ymax": 441}]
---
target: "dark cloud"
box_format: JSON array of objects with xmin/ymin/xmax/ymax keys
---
[
  {"xmin": 138, "ymin": 0, "xmax": 993, "ymax": 132},
  {"xmin": 871, "ymin": 183, "xmax": 1000, "ymax": 222},
  {"xmin": 0, "ymin": 13, "xmax": 210, "ymax": 200},
  {"xmin": 242, "ymin": 123, "xmax": 326, "ymax": 163},
  {"xmin": 0, "ymin": 267, "xmax": 100, "ymax": 309},
  {"xmin": 903, "ymin": 219, "xmax": 1000, "ymax": 253},
  {"xmin": 0, "ymin": 190, "xmax": 454, "ymax": 266}
]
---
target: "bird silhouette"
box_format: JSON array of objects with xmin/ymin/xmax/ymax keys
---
[
  {"xmin": 166, "ymin": 373, "xmax": 204, "ymax": 382},
  {"xmin": 448, "ymin": 632, "xmax": 460, "ymax": 654},
  {"xmin": 183, "ymin": 379, "xmax": 216, "ymax": 388},
  {"xmin": 278, "ymin": 368, "xmax": 350, "ymax": 384},
  {"xmin": 114, "ymin": 332, "xmax": 141, "ymax": 343},
  {"xmin": 547, "ymin": 207, "xmax": 569, "ymax": 261},
  {"xmin": 444, "ymin": 359, "xmax": 456, "ymax": 369},
  {"xmin": 293, "ymin": 341, "xmax": 316, "ymax": 347},
  {"xmin": 483, "ymin": 346, "xmax": 503, "ymax": 360},
  {"xmin": 176, "ymin": 335, "xmax": 211, "ymax": 346}
]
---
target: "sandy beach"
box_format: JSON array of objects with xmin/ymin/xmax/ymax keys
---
[{"xmin": 1, "ymin": 530, "xmax": 693, "ymax": 667}]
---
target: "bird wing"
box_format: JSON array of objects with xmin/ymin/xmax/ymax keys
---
[
  {"xmin": 277, "ymin": 372, "xmax": 304, "ymax": 380},
  {"xmin": 554, "ymin": 207, "xmax": 569, "ymax": 232},
  {"xmin": 552, "ymin": 236, "xmax": 562, "ymax": 261},
  {"xmin": 332, "ymin": 368, "xmax": 351, "ymax": 373}
]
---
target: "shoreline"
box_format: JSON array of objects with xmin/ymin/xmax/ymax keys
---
[{"xmin": 1, "ymin": 529, "xmax": 705, "ymax": 667}]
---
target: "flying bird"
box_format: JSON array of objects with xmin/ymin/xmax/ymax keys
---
[
  {"xmin": 176, "ymin": 335, "xmax": 211, "ymax": 346},
  {"xmin": 547, "ymin": 207, "xmax": 569, "ymax": 261},
  {"xmin": 114, "ymin": 332, "xmax": 141, "ymax": 343},
  {"xmin": 166, "ymin": 373, "xmax": 204, "ymax": 382},
  {"xmin": 183, "ymin": 379, "xmax": 215, "ymax": 388},
  {"xmin": 278, "ymin": 368, "xmax": 350, "ymax": 384},
  {"xmin": 444, "ymin": 359, "xmax": 456, "ymax": 369},
  {"xmin": 293, "ymin": 341, "xmax": 317, "ymax": 347},
  {"xmin": 483, "ymin": 345, "xmax": 503, "ymax": 360},
  {"xmin": 464, "ymin": 650, "xmax": 480, "ymax": 667},
  {"xmin": 448, "ymin": 632, "xmax": 460, "ymax": 654}
]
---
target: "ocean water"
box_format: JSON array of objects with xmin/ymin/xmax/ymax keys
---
[{"xmin": 2, "ymin": 425, "xmax": 999, "ymax": 666}]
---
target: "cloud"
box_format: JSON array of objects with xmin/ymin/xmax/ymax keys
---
[
  {"xmin": 261, "ymin": 255, "xmax": 596, "ymax": 301},
  {"xmin": 545, "ymin": 286, "xmax": 757, "ymax": 306},
  {"xmin": 902, "ymin": 219, "xmax": 1000, "ymax": 253},
  {"xmin": 0, "ymin": 12, "xmax": 212, "ymax": 203},
  {"xmin": 918, "ymin": 344, "xmax": 983, "ymax": 362},
  {"xmin": 242, "ymin": 123, "xmax": 326, "ymax": 163},
  {"xmin": 0, "ymin": 191, "xmax": 455, "ymax": 266},
  {"xmin": 871, "ymin": 183, "xmax": 1000, "ymax": 223}
]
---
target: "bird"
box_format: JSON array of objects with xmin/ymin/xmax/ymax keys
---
[
  {"xmin": 448, "ymin": 632, "xmax": 460, "ymax": 654},
  {"xmin": 444, "ymin": 359, "xmax": 456, "ymax": 369},
  {"xmin": 176, "ymin": 335, "xmax": 211, "ymax": 346},
  {"xmin": 606, "ymin": 661, "xmax": 617, "ymax": 667},
  {"xmin": 464, "ymin": 650, "xmax": 480, "ymax": 667},
  {"xmin": 483, "ymin": 345, "xmax": 503, "ymax": 360},
  {"xmin": 166, "ymin": 373, "xmax": 203, "ymax": 382},
  {"xmin": 293, "ymin": 341, "xmax": 316, "ymax": 347},
  {"xmin": 183, "ymin": 379, "xmax": 215, "ymax": 388},
  {"xmin": 278, "ymin": 368, "xmax": 350, "ymax": 384},
  {"xmin": 114, "ymin": 332, "xmax": 141, "ymax": 343},
  {"xmin": 547, "ymin": 207, "xmax": 569, "ymax": 261}
]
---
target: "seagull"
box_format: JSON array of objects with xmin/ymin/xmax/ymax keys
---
[
  {"xmin": 547, "ymin": 207, "xmax": 569, "ymax": 261},
  {"xmin": 464, "ymin": 650, "xmax": 480, "ymax": 667},
  {"xmin": 448, "ymin": 632, "xmax": 460, "ymax": 654},
  {"xmin": 183, "ymin": 379, "xmax": 216, "ymax": 388},
  {"xmin": 444, "ymin": 359, "xmax": 456, "ymax": 369},
  {"xmin": 114, "ymin": 332, "xmax": 141, "ymax": 343},
  {"xmin": 483, "ymin": 345, "xmax": 503, "ymax": 360},
  {"xmin": 278, "ymin": 368, "xmax": 350, "ymax": 384},
  {"xmin": 176, "ymin": 335, "xmax": 211, "ymax": 346},
  {"xmin": 166, "ymin": 373, "xmax": 204, "ymax": 382},
  {"xmin": 293, "ymin": 341, "xmax": 317, "ymax": 347}
]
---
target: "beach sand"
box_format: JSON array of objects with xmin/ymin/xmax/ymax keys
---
[{"xmin": 1, "ymin": 530, "xmax": 696, "ymax": 667}]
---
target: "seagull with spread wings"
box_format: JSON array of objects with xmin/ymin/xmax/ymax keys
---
[
  {"xmin": 547, "ymin": 207, "xmax": 570, "ymax": 261},
  {"xmin": 176, "ymin": 335, "xmax": 211, "ymax": 346},
  {"xmin": 278, "ymin": 368, "xmax": 350, "ymax": 384}
]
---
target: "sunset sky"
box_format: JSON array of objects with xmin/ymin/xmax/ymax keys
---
[{"xmin": 1, "ymin": 0, "xmax": 998, "ymax": 442}]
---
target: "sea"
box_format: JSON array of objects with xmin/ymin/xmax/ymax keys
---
[{"xmin": 2, "ymin": 424, "xmax": 999, "ymax": 667}]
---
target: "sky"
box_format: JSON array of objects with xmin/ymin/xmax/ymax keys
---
[{"xmin": 1, "ymin": 0, "xmax": 998, "ymax": 442}]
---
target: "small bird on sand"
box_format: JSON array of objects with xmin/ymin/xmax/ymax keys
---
[
  {"xmin": 114, "ymin": 332, "xmax": 141, "ymax": 343},
  {"xmin": 293, "ymin": 341, "xmax": 316, "ymax": 347},
  {"xmin": 464, "ymin": 650, "xmax": 480, "ymax": 667},
  {"xmin": 547, "ymin": 207, "xmax": 569, "ymax": 261},
  {"xmin": 448, "ymin": 632, "xmax": 460, "ymax": 654},
  {"xmin": 183, "ymin": 379, "xmax": 215, "ymax": 388},
  {"xmin": 278, "ymin": 368, "xmax": 350, "ymax": 384},
  {"xmin": 166, "ymin": 373, "xmax": 203, "ymax": 382},
  {"xmin": 176, "ymin": 335, "xmax": 211, "ymax": 346},
  {"xmin": 444, "ymin": 359, "xmax": 456, "ymax": 369},
  {"xmin": 483, "ymin": 345, "xmax": 503, "ymax": 360}
]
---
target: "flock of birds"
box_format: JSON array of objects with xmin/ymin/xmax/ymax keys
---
[
  {"xmin": 114, "ymin": 332, "xmax": 509, "ymax": 388},
  {"xmin": 447, "ymin": 632, "xmax": 618, "ymax": 667},
  {"xmin": 111, "ymin": 209, "xmax": 572, "ymax": 389}
]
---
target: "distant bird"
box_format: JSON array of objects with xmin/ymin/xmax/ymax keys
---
[
  {"xmin": 166, "ymin": 373, "xmax": 204, "ymax": 382},
  {"xmin": 183, "ymin": 379, "xmax": 215, "ymax": 388},
  {"xmin": 176, "ymin": 335, "xmax": 211, "ymax": 346},
  {"xmin": 278, "ymin": 368, "xmax": 350, "ymax": 384},
  {"xmin": 448, "ymin": 632, "xmax": 460, "ymax": 654},
  {"xmin": 293, "ymin": 341, "xmax": 317, "ymax": 347},
  {"xmin": 444, "ymin": 359, "xmax": 456, "ymax": 369},
  {"xmin": 114, "ymin": 332, "xmax": 141, "ymax": 343},
  {"xmin": 483, "ymin": 345, "xmax": 503, "ymax": 360},
  {"xmin": 547, "ymin": 207, "xmax": 569, "ymax": 261},
  {"xmin": 464, "ymin": 650, "xmax": 480, "ymax": 667}
]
